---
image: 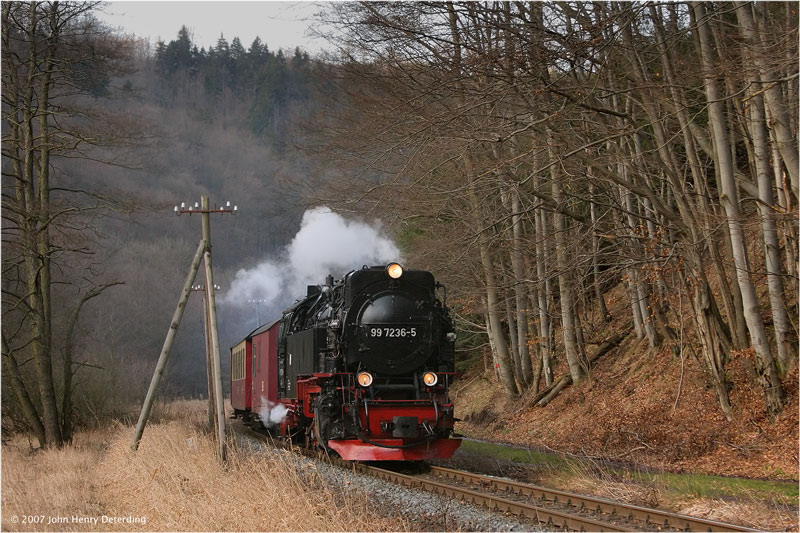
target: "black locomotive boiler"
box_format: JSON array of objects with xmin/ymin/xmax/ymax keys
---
[{"xmin": 231, "ymin": 263, "xmax": 461, "ymax": 460}]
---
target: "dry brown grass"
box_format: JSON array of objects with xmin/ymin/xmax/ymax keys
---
[
  {"xmin": 2, "ymin": 400, "xmax": 407, "ymax": 532},
  {"xmin": 558, "ymin": 457, "xmax": 663, "ymax": 509},
  {"xmin": 677, "ymin": 498, "xmax": 798, "ymax": 532},
  {"xmin": 2, "ymin": 428, "xmax": 110, "ymax": 530}
]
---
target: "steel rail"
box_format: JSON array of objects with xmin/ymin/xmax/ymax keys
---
[{"xmin": 428, "ymin": 465, "xmax": 760, "ymax": 532}]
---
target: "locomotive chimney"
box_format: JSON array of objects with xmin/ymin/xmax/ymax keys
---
[{"xmin": 326, "ymin": 274, "xmax": 334, "ymax": 287}]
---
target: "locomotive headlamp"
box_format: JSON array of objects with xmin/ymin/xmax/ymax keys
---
[
  {"xmin": 357, "ymin": 371, "xmax": 374, "ymax": 387},
  {"xmin": 422, "ymin": 371, "xmax": 438, "ymax": 387},
  {"xmin": 386, "ymin": 262, "xmax": 404, "ymax": 279}
]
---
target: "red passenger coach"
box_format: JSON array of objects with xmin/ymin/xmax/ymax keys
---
[
  {"xmin": 230, "ymin": 338, "xmax": 252, "ymax": 413},
  {"xmin": 250, "ymin": 320, "xmax": 280, "ymax": 419}
]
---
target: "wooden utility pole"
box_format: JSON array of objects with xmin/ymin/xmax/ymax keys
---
[
  {"xmin": 192, "ymin": 283, "xmax": 219, "ymax": 429},
  {"xmin": 131, "ymin": 196, "xmax": 236, "ymax": 461},
  {"xmin": 204, "ymin": 287, "xmax": 215, "ymax": 430},
  {"xmin": 131, "ymin": 240, "xmax": 206, "ymax": 450},
  {"xmin": 201, "ymin": 195, "xmax": 228, "ymax": 461}
]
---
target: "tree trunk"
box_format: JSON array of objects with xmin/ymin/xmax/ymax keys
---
[
  {"xmin": 649, "ymin": 5, "xmax": 747, "ymax": 350},
  {"xmin": 619, "ymin": 159, "xmax": 658, "ymax": 349},
  {"xmin": 734, "ymin": 2, "xmax": 798, "ymax": 196},
  {"xmin": 744, "ymin": 88, "xmax": 796, "ymax": 376},
  {"xmin": 2, "ymin": 336, "xmax": 47, "ymax": 446},
  {"xmin": 62, "ymin": 282, "xmax": 124, "ymax": 441},
  {"xmin": 610, "ymin": 197, "xmax": 644, "ymax": 340},
  {"xmin": 483, "ymin": 309, "xmax": 500, "ymax": 381},
  {"xmin": 533, "ymin": 181, "xmax": 553, "ymax": 387},
  {"xmin": 768, "ymin": 126, "xmax": 799, "ymax": 297},
  {"xmin": 468, "ymin": 156, "xmax": 519, "ymax": 396},
  {"xmin": 687, "ymin": 274, "xmax": 733, "ymax": 419},
  {"xmin": 547, "ymin": 130, "xmax": 585, "ymax": 384},
  {"xmin": 719, "ymin": 208, "xmax": 751, "ymax": 349},
  {"xmin": 18, "ymin": 2, "xmax": 61, "ymax": 447},
  {"xmin": 736, "ymin": 2, "xmax": 797, "ymax": 376},
  {"xmin": 588, "ymin": 181, "xmax": 610, "ymax": 321},
  {"xmin": 693, "ymin": 1, "xmax": 784, "ymax": 415},
  {"xmin": 504, "ymin": 282, "xmax": 524, "ymax": 390},
  {"xmin": 510, "ymin": 187, "xmax": 533, "ymax": 385}
]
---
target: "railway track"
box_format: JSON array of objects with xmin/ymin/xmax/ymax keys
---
[
  {"xmin": 423, "ymin": 465, "xmax": 760, "ymax": 532},
  {"xmin": 236, "ymin": 424, "xmax": 758, "ymax": 532},
  {"xmin": 354, "ymin": 463, "xmax": 758, "ymax": 532}
]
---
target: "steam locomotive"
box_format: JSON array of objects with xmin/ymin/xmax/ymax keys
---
[{"xmin": 230, "ymin": 263, "xmax": 461, "ymax": 460}]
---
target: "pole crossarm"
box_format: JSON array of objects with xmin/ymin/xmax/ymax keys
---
[{"xmin": 175, "ymin": 200, "xmax": 238, "ymax": 216}]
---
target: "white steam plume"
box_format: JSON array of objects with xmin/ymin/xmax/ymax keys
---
[
  {"xmin": 223, "ymin": 206, "xmax": 401, "ymax": 311},
  {"xmin": 258, "ymin": 398, "xmax": 289, "ymax": 426}
]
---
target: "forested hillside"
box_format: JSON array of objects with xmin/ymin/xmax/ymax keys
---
[
  {"xmin": 2, "ymin": 1, "xmax": 797, "ymax": 467},
  {"xmin": 151, "ymin": 26, "xmax": 315, "ymax": 147},
  {"xmin": 306, "ymin": 3, "xmax": 799, "ymax": 419},
  {"xmin": 1, "ymin": 4, "xmax": 323, "ymax": 442}
]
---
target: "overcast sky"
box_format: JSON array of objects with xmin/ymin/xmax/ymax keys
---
[{"xmin": 99, "ymin": 2, "xmax": 331, "ymax": 54}]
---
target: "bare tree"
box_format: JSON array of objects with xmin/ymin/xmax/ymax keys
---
[
  {"xmin": 2, "ymin": 2, "xmax": 137, "ymax": 446},
  {"xmin": 307, "ymin": 1, "xmax": 797, "ymax": 415},
  {"xmin": 692, "ymin": 2, "xmax": 784, "ymax": 415}
]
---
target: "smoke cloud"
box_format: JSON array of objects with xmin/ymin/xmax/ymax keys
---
[
  {"xmin": 258, "ymin": 398, "xmax": 289, "ymax": 426},
  {"xmin": 223, "ymin": 206, "xmax": 400, "ymax": 313}
]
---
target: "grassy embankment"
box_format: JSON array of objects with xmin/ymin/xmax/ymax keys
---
[
  {"xmin": 445, "ymin": 432, "xmax": 798, "ymax": 530},
  {"xmin": 2, "ymin": 400, "xmax": 407, "ymax": 532},
  {"xmin": 459, "ymin": 438, "xmax": 797, "ymax": 498}
]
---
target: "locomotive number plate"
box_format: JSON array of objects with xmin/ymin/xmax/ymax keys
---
[{"xmin": 369, "ymin": 327, "xmax": 417, "ymax": 338}]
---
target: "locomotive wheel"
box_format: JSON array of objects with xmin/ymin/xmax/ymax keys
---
[
  {"xmin": 312, "ymin": 404, "xmax": 335, "ymax": 454},
  {"xmin": 316, "ymin": 420, "xmax": 343, "ymax": 458}
]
